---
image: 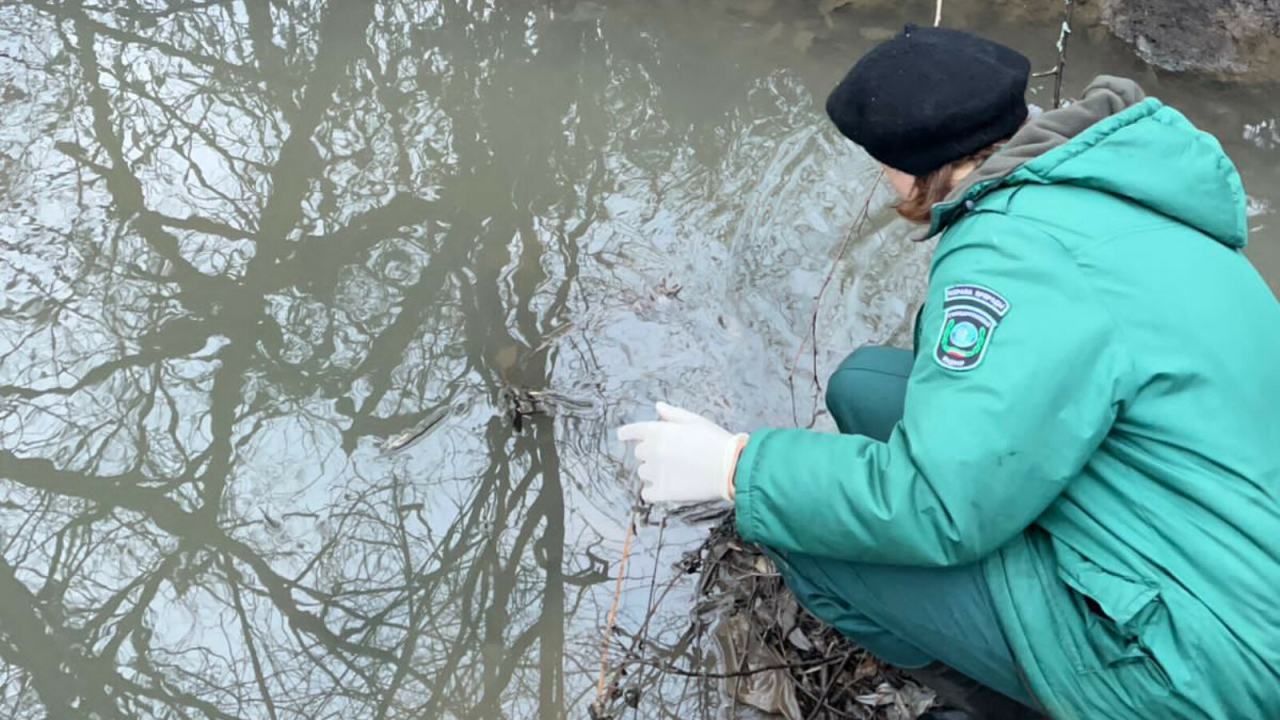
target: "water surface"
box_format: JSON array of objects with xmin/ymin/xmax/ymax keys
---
[{"xmin": 0, "ymin": 1, "xmax": 1275, "ymax": 718}]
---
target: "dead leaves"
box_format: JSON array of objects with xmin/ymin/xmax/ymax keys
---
[{"xmin": 693, "ymin": 515, "xmax": 938, "ymax": 719}]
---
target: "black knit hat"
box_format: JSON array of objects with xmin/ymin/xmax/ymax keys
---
[{"xmin": 826, "ymin": 26, "xmax": 1030, "ymax": 176}]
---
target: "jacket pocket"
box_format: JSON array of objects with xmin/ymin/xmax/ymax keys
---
[{"xmin": 1052, "ymin": 543, "xmax": 1177, "ymax": 689}]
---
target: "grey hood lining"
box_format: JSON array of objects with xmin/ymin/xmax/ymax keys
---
[{"xmin": 942, "ymin": 75, "xmax": 1148, "ymax": 206}]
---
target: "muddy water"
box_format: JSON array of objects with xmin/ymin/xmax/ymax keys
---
[{"xmin": 0, "ymin": 1, "xmax": 1275, "ymax": 718}]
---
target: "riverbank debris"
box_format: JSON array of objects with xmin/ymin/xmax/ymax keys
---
[
  {"xmin": 597, "ymin": 510, "xmax": 936, "ymax": 719},
  {"xmin": 694, "ymin": 513, "xmax": 936, "ymax": 719}
]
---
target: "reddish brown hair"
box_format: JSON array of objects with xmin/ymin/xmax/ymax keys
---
[{"xmin": 895, "ymin": 142, "xmax": 1004, "ymax": 225}]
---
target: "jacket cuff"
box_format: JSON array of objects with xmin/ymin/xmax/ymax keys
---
[{"xmin": 733, "ymin": 428, "xmax": 775, "ymax": 544}]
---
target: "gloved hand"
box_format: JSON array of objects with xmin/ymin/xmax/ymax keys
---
[{"xmin": 616, "ymin": 402, "xmax": 749, "ymax": 504}]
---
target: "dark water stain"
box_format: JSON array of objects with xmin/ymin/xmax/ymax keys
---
[{"xmin": 0, "ymin": 1, "xmax": 1274, "ymax": 718}]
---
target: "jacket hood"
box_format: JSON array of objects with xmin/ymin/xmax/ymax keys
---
[{"xmin": 930, "ymin": 76, "xmax": 1248, "ymax": 249}]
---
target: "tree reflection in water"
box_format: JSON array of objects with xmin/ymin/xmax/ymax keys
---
[{"xmin": 0, "ymin": 0, "xmax": 925, "ymax": 717}]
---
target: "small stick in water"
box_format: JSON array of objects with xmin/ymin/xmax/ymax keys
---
[
  {"xmin": 594, "ymin": 508, "xmax": 639, "ymax": 717},
  {"xmin": 382, "ymin": 405, "xmax": 451, "ymax": 453}
]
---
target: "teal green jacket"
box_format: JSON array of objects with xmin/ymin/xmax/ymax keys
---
[{"xmin": 734, "ymin": 77, "xmax": 1280, "ymax": 719}]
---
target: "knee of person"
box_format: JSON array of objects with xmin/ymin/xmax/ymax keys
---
[
  {"xmin": 768, "ymin": 553, "xmax": 886, "ymax": 645},
  {"xmin": 827, "ymin": 347, "xmax": 876, "ymax": 400},
  {"xmin": 826, "ymin": 346, "xmax": 910, "ymax": 435},
  {"xmin": 767, "ymin": 549, "xmax": 838, "ymax": 607},
  {"xmin": 837, "ymin": 345, "xmax": 911, "ymax": 375}
]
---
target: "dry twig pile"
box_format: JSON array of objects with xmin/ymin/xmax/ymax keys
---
[{"xmin": 594, "ymin": 511, "xmax": 936, "ymax": 720}]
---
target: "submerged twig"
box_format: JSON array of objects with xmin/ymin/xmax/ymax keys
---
[
  {"xmin": 594, "ymin": 509, "xmax": 639, "ymax": 716},
  {"xmin": 640, "ymin": 516, "xmax": 668, "ymax": 645},
  {"xmin": 613, "ymin": 516, "xmax": 672, "ymax": 705},
  {"xmin": 788, "ymin": 172, "xmax": 883, "ymax": 427},
  {"xmin": 381, "ymin": 404, "xmax": 451, "ymax": 453}
]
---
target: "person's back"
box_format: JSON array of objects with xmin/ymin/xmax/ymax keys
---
[{"xmin": 956, "ymin": 77, "xmax": 1280, "ymax": 718}]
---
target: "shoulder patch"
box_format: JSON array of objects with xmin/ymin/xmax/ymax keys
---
[{"xmin": 933, "ymin": 284, "xmax": 1010, "ymax": 372}]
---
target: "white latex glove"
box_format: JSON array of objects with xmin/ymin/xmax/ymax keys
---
[{"xmin": 616, "ymin": 402, "xmax": 749, "ymax": 504}]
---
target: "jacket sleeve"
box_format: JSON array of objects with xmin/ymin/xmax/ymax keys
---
[{"xmin": 734, "ymin": 213, "xmax": 1134, "ymax": 566}]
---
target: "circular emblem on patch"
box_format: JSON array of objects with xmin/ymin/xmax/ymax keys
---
[{"xmin": 948, "ymin": 321, "xmax": 980, "ymax": 350}]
